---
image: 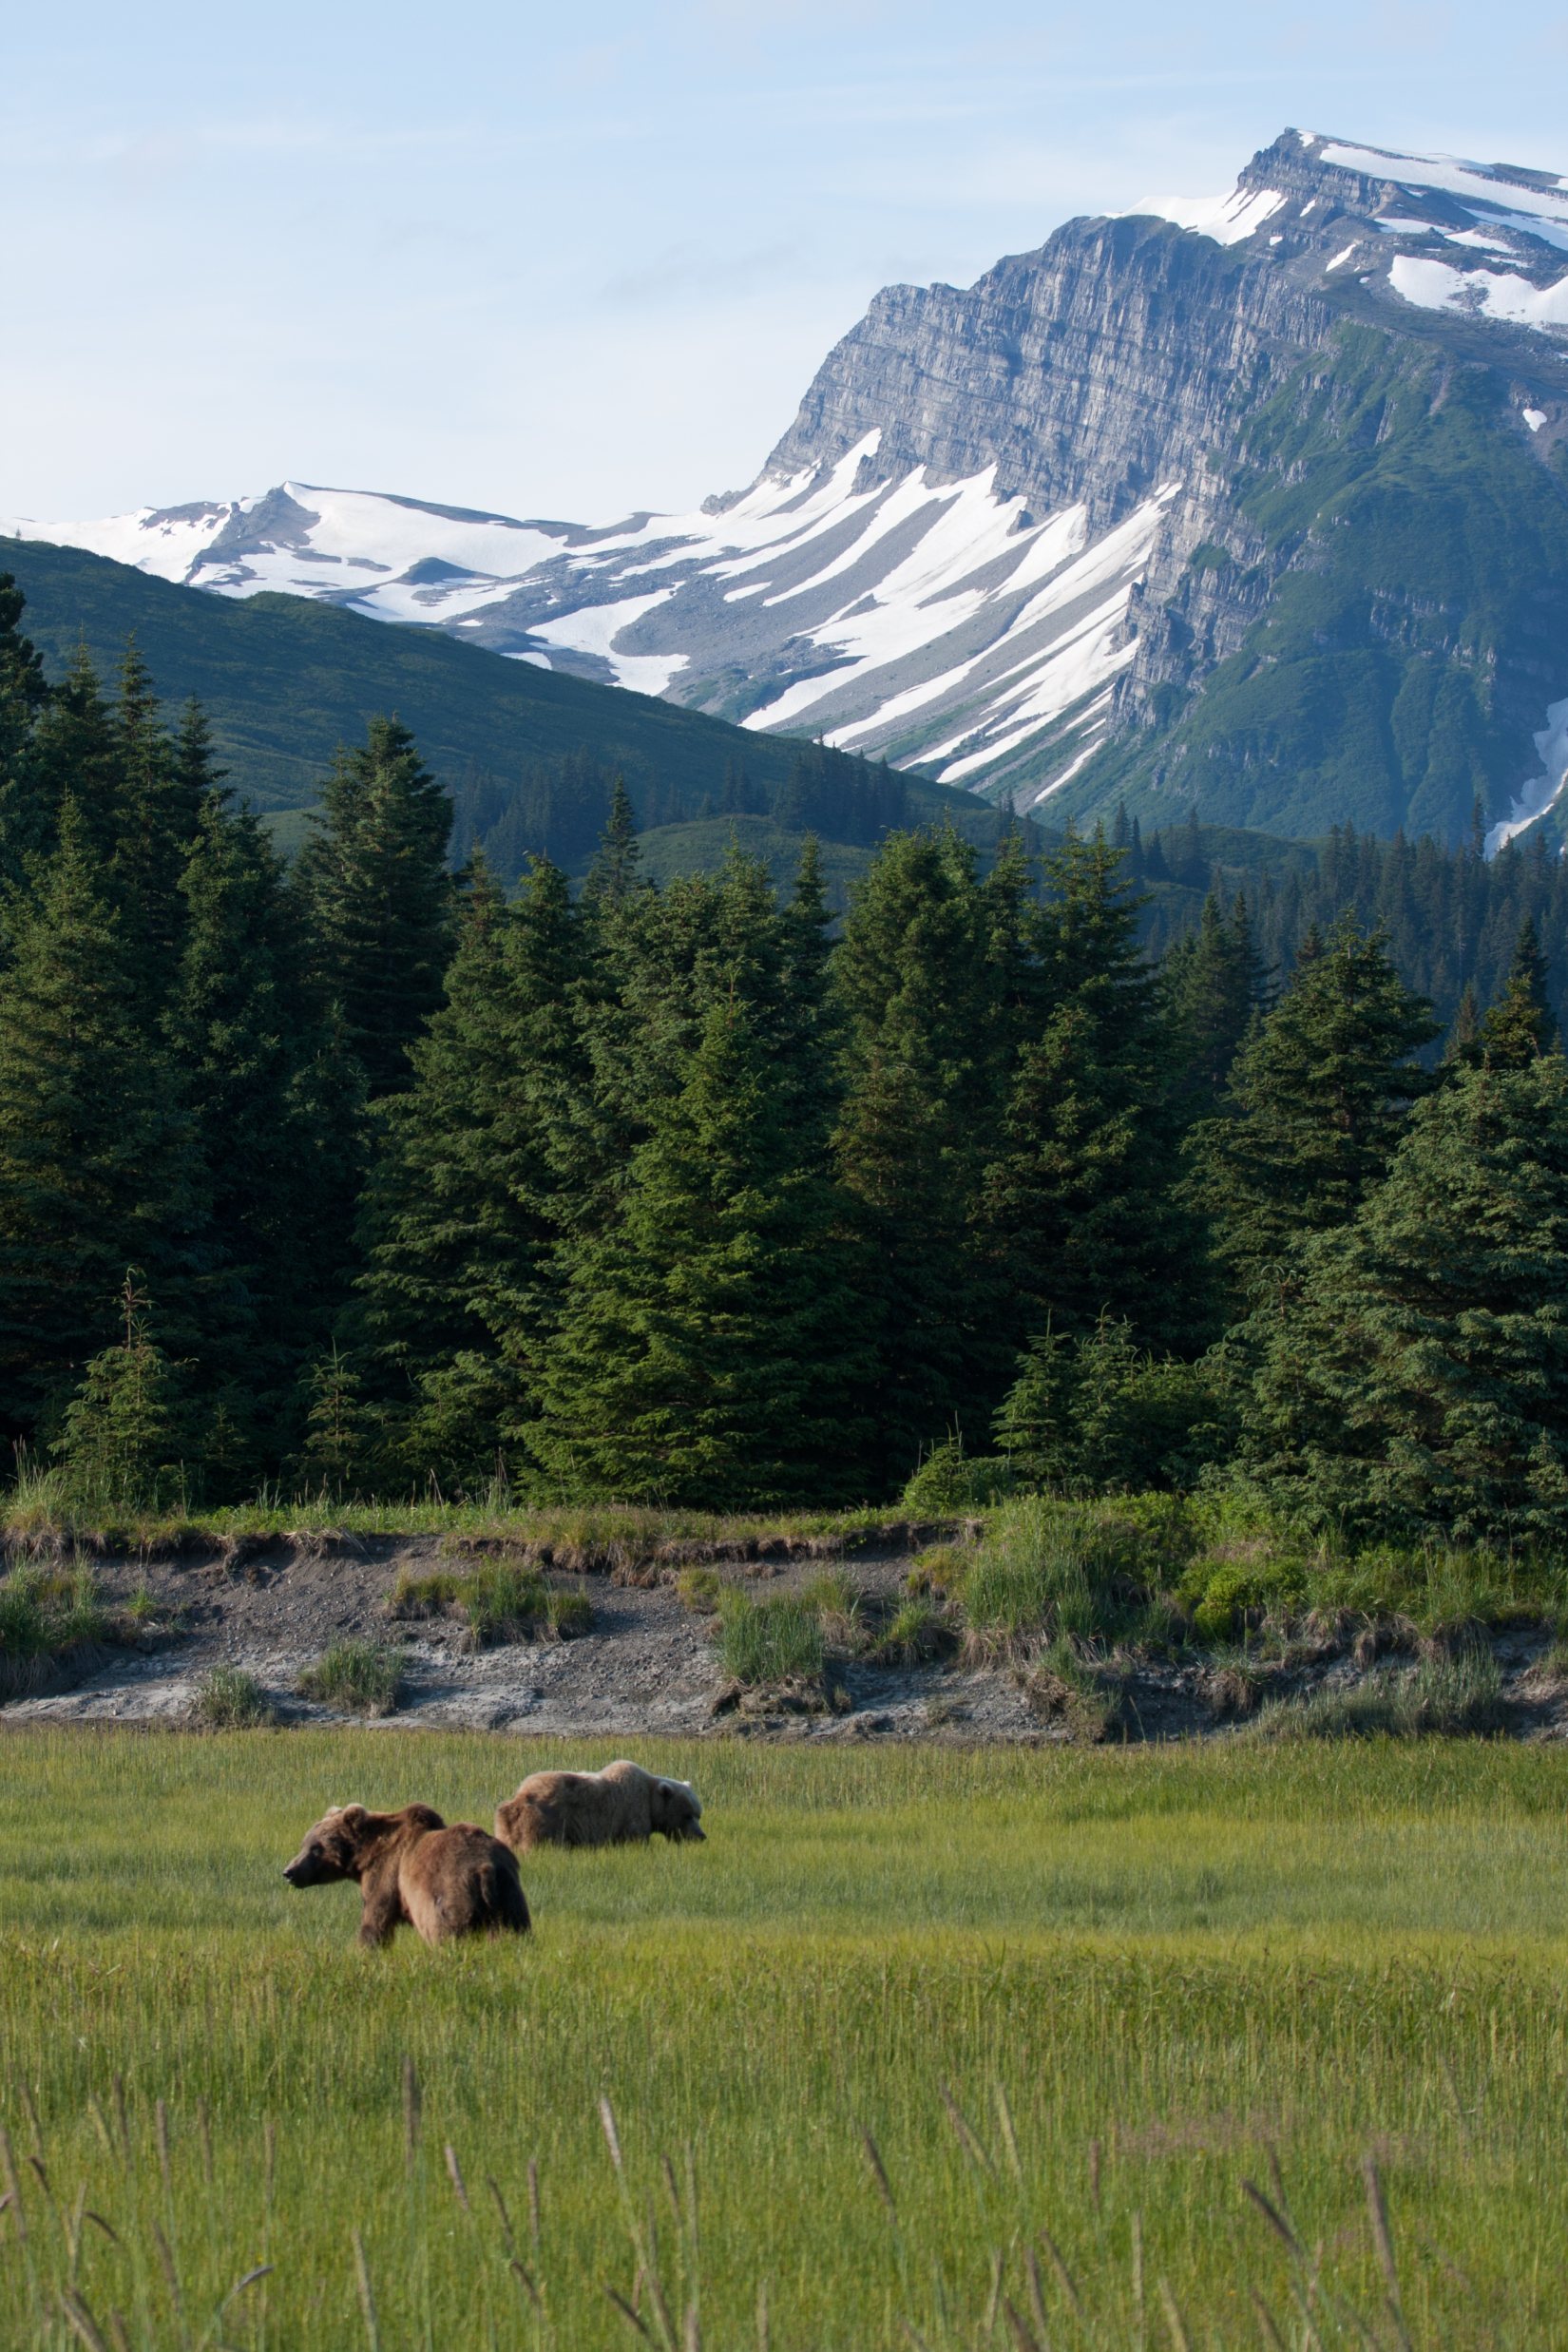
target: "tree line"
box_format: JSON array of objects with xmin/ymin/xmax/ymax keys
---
[
  {"xmin": 2, "ymin": 574, "xmax": 1566, "ymax": 1539},
  {"xmin": 449, "ymin": 740, "xmax": 909, "ymax": 888},
  {"xmin": 1128, "ymin": 803, "xmax": 1568, "ymax": 1038}
]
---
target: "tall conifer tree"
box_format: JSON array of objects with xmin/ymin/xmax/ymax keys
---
[
  {"xmin": 354, "ymin": 853, "xmax": 591, "ymax": 1485},
  {"xmin": 296, "ymin": 717, "xmax": 456, "ymax": 1098},
  {"xmin": 1474, "ymin": 917, "xmax": 1557, "ymax": 1068},
  {"xmin": 0, "ymin": 574, "xmax": 49, "ymax": 893},
  {"xmin": 532, "ymin": 999, "xmax": 868, "ymax": 1506},
  {"xmin": 166, "ymin": 794, "xmax": 331, "ymax": 1468},
  {"xmin": 983, "ymin": 829, "xmax": 1202, "ymax": 1356},
  {"xmin": 1245, "ymin": 1056, "xmax": 1568, "ymax": 1540},
  {"xmin": 1188, "ymin": 915, "xmax": 1438, "ymax": 1314},
  {"xmin": 0, "ymin": 801, "xmax": 195, "ymax": 1437},
  {"xmin": 831, "ymin": 828, "xmax": 1004, "ymax": 1481}
]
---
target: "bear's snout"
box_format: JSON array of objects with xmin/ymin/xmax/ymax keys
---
[{"xmin": 283, "ymin": 1843, "xmax": 325, "ymax": 1886}]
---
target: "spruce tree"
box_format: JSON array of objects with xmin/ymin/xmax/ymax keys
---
[
  {"xmin": 1445, "ymin": 981, "xmax": 1482, "ymax": 1063},
  {"xmin": 51, "ymin": 1275, "xmax": 190, "ymax": 1513},
  {"xmin": 994, "ymin": 1316, "xmax": 1220, "ymax": 1496},
  {"xmin": 1188, "ymin": 915, "xmax": 1438, "ymax": 1313},
  {"xmin": 1245, "ymin": 1056, "xmax": 1568, "ymax": 1541},
  {"xmin": 27, "ymin": 644, "xmax": 120, "ymax": 871},
  {"xmin": 354, "ymin": 853, "xmax": 591, "ymax": 1487},
  {"xmin": 296, "ymin": 717, "xmax": 456, "ymax": 1097},
  {"xmin": 1474, "ymin": 917, "xmax": 1557, "ymax": 1068},
  {"xmin": 982, "ymin": 828, "xmax": 1202, "ymax": 1356},
  {"xmin": 581, "ymin": 774, "xmax": 641, "ymax": 911},
  {"xmin": 532, "ymin": 999, "xmax": 869, "ymax": 1506},
  {"xmin": 0, "ymin": 800, "xmax": 196, "ymax": 1437},
  {"xmin": 0, "ymin": 575, "xmax": 49, "ymax": 891},
  {"xmin": 1165, "ymin": 890, "xmax": 1268, "ymax": 1121},
  {"xmin": 831, "ymin": 827, "xmax": 1006, "ymax": 1482},
  {"xmin": 165, "ymin": 794, "xmax": 330, "ymax": 1473},
  {"xmin": 109, "ymin": 642, "xmax": 204, "ymax": 998}
]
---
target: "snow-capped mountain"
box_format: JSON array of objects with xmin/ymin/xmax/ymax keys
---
[{"xmin": 9, "ymin": 129, "xmax": 1568, "ymax": 844}]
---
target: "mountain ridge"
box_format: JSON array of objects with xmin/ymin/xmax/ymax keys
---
[
  {"xmin": 8, "ymin": 128, "xmax": 1568, "ymax": 849},
  {"xmin": 0, "ymin": 534, "xmax": 998, "ymax": 888}
]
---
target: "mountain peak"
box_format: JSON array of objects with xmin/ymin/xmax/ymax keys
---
[{"xmin": 7, "ymin": 127, "xmax": 1568, "ymax": 851}]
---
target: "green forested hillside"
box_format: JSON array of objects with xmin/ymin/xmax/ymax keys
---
[
  {"xmin": 0, "ymin": 536, "xmax": 997, "ymax": 878},
  {"xmin": 1063, "ymin": 334, "xmax": 1568, "ymax": 845}
]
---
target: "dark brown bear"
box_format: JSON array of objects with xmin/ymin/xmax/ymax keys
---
[{"xmin": 282, "ymin": 1803, "xmax": 530, "ymax": 1948}]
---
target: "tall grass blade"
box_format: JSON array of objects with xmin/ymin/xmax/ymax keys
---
[
  {"xmin": 351, "ymin": 2229, "xmax": 381, "ymax": 2352},
  {"xmin": 1361, "ymin": 2154, "xmax": 1411, "ymax": 2352},
  {"xmin": 1003, "ymin": 2298, "xmax": 1045, "ymax": 2352},
  {"xmin": 401, "ymin": 2058, "xmax": 420, "ymax": 2168},
  {"xmin": 1249, "ymin": 2287, "xmax": 1288, "ymax": 2348},
  {"xmin": 859, "ymin": 2127, "xmax": 895, "ymax": 2214},
  {"xmin": 1241, "ymin": 2178, "xmax": 1305, "ymax": 2261},
  {"xmin": 604, "ymin": 2285, "xmax": 651, "ymax": 2338},
  {"xmin": 1039, "ymin": 2227, "xmax": 1084, "ymax": 2320},
  {"xmin": 1, "ymin": 2126, "xmax": 27, "ymax": 2243},
  {"xmin": 939, "ymin": 2082, "xmax": 994, "ymax": 2176},
  {"xmin": 57, "ymin": 2288, "xmax": 109, "ymax": 2352},
  {"xmin": 1157, "ymin": 2278, "xmax": 1193, "ymax": 2352},
  {"xmin": 994, "ymin": 2084, "xmax": 1023, "ymax": 2186}
]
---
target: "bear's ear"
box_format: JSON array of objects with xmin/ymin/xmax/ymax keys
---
[{"xmin": 337, "ymin": 1804, "xmax": 369, "ymax": 1826}]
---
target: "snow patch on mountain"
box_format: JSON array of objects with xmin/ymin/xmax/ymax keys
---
[
  {"xmin": 1314, "ymin": 138, "xmax": 1568, "ymax": 238},
  {"xmin": 1135, "ymin": 184, "xmax": 1287, "ymax": 246},
  {"xmin": 1485, "ymin": 698, "xmax": 1568, "ymax": 855},
  {"xmin": 1388, "ymin": 252, "xmax": 1568, "ymax": 335}
]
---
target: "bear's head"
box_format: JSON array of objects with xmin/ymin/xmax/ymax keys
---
[
  {"xmin": 651, "ymin": 1777, "xmax": 704, "ymax": 1842},
  {"xmin": 283, "ymin": 1805, "xmax": 370, "ymax": 1886}
]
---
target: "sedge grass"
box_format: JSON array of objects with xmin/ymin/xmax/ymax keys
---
[
  {"xmin": 296, "ymin": 1638, "xmax": 407, "ymax": 1716},
  {"xmin": 0, "ymin": 1734, "xmax": 1567, "ymax": 2344}
]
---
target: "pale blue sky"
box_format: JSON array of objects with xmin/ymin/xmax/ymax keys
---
[{"xmin": 5, "ymin": 0, "xmax": 1568, "ymax": 525}]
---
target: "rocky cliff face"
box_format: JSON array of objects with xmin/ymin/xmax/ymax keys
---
[
  {"xmin": 10, "ymin": 130, "xmax": 1568, "ymax": 847},
  {"xmin": 755, "ymin": 130, "xmax": 1568, "ymax": 840}
]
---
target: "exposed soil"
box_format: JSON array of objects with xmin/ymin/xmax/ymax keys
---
[{"xmin": 5, "ymin": 1533, "xmax": 1568, "ymax": 1742}]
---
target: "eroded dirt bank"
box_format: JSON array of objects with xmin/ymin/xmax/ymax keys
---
[{"xmin": 6, "ymin": 1531, "xmax": 1568, "ymax": 1743}]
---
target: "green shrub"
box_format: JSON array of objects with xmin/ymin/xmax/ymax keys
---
[
  {"xmin": 904, "ymin": 1545, "xmax": 972, "ymax": 1601},
  {"xmin": 0, "ymin": 1565, "xmax": 110, "ymax": 1696},
  {"xmin": 799, "ymin": 1568, "xmax": 862, "ymax": 1644},
  {"xmin": 717, "ymin": 1594, "xmax": 825, "ymax": 1688},
  {"xmin": 901, "ymin": 1440, "xmax": 1013, "ymax": 1514},
  {"xmin": 545, "ymin": 1589, "xmax": 593, "ymax": 1640},
  {"xmin": 1252, "ymin": 1649, "xmax": 1506, "ymax": 1741},
  {"xmin": 190, "ymin": 1666, "xmax": 275, "ymax": 1729},
  {"xmin": 870, "ymin": 1597, "xmax": 955, "ymax": 1666},
  {"xmin": 960, "ymin": 1501, "xmax": 1100, "ymax": 1646},
  {"xmin": 995, "ymin": 1320, "xmax": 1229, "ymax": 1497},
  {"xmin": 674, "ymin": 1566, "xmax": 727, "ymax": 1614},
  {"xmin": 297, "ymin": 1639, "xmax": 406, "ymax": 1717},
  {"xmin": 463, "ymin": 1560, "xmax": 550, "ymax": 1646},
  {"xmin": 391, "ymin": 1558, "xmax": 589, "ymax": 1647}
]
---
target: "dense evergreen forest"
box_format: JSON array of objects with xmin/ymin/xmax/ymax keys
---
[
  {"xmin": 1128, "ymin": 803, "xmax": 1568, "ymax": 1036},
  {"xmin": 3, "ymin": 570, "xmax": 1568, "ymax": 1542}
]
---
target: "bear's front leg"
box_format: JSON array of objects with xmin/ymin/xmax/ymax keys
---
[{"xmin": 357, "ymin": 1866, "xmax": 403, "ymax": 1948}]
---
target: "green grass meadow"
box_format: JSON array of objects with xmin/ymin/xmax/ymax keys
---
[{"xmin": 2, "ymin": 1734, "xmax": 1568, "ymax": 2347}]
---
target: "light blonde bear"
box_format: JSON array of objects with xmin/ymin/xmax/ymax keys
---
[{"xmin": 494, "ymin": 1760, "xmax": 704, "ymax": 1854}]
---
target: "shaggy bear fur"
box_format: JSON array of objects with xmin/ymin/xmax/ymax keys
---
[
  {"xmin": 283, "ymin": 1803, "xmax": 531, "ymax": 1947},
  {"xmin": 494, "ymin": 1760, "xmax": 704, "ymax": 1854}
]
